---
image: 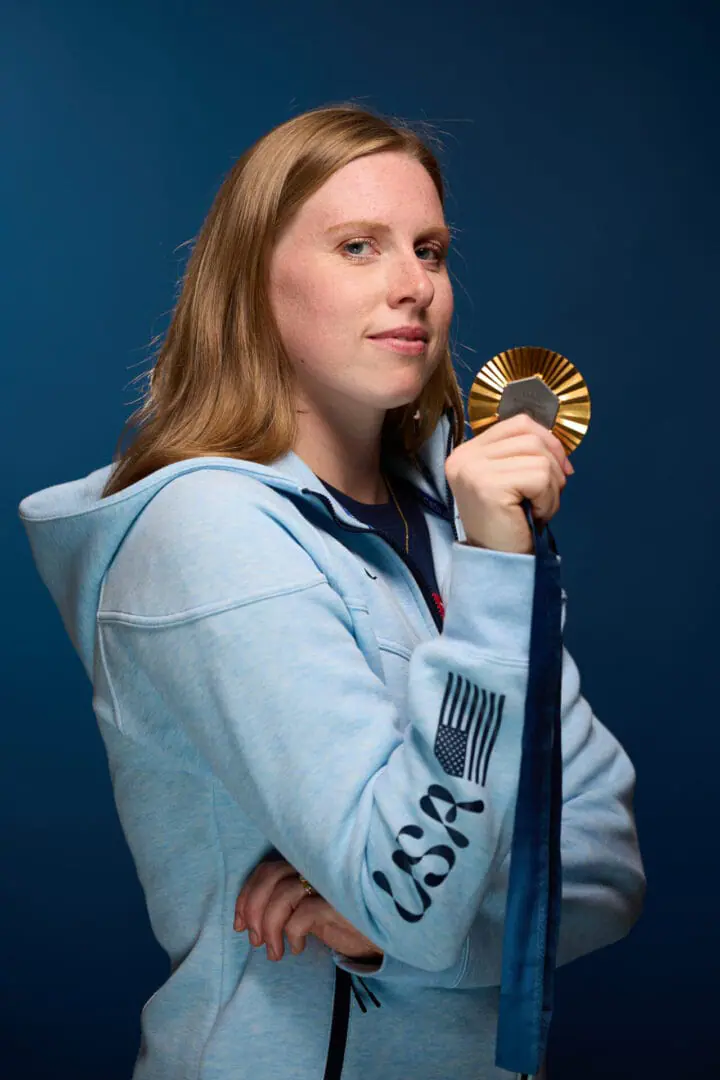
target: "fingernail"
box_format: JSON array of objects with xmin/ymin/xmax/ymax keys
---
[
  {"xmin": 267, "ymin": 945, "xmax": 276, "ymax": 961},
  {"xmin": 234, "ymin": 917, "xmax": 245, "ymax": 932},
  {"xmin": 249, "ymin": 930, "xmax": 260, "ymax": 946}
]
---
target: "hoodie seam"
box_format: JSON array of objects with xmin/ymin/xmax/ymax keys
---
[
  {"xmin": 195, "ymin": 780, "xmax": 229, "ymax": 1080},
  {"xmin": 17, "ymin": 459, "xmax": 306, "ymax": 522},
  {"xmin": 99, "ymin": 587, "xmax": 529, "ymax": 669},
  {"xmin": 101, "ymin": 595, "xmax": 528, "ymax": 670},
  {"xmin": 97, "ymin": 577, "xmax": 348, "ymax": 628},
  {"xmin": 96, "ymin": 614, "xmax": 127, "ymax": 736},
  {"xmin": 450, "ymin": 936, "xmax": 471, "ymax": 988},
  {"xmin": 463, "ymin": 653, "xmax": 529, "ymax": 671}
]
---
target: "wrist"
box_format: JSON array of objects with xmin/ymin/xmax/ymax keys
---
[{"xmin": 343, "ymin": 949, "xmax": 384, "ymax": 963}]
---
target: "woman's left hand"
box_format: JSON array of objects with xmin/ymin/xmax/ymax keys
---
[{"xmin": 234, "ymin": 858, "xmax": 384, "ymax": 965}]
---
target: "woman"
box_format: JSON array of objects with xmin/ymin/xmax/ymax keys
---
[{"xmin": 19, "ymin": 104, "xmax": 645, "ymax": 1079}]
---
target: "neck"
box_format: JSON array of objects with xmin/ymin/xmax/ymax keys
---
[{"xmin": 292, "ymin": 403, "xmax": 391, "ymax": 505}]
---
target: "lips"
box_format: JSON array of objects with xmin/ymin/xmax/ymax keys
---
[
  {"xmin": 369, "ymin": 336, "xmax": 428, "ymax": 355},
  {"xmin": 369, "ymin": 327, "xmax": 429, "ymax": 342}
]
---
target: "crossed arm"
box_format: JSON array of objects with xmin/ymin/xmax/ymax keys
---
[{"xmin": 234, "ymin": 855, "xmax": 383, "ymax": 964}]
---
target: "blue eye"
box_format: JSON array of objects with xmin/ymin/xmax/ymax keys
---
[
  {"xmin": 343, "ymin": 240, "xmax": 373, "ymax": 257},
  {"xmin": 417, "ymin": 245, "xmax": 446, "ymax": 263},
  {"xmin": 342, "ymin": 240, "xmax": 446, "ymax": 263}
]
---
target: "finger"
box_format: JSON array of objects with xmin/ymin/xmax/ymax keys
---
[
  {"xmin": 514, "ymin": 462, "xmax": 562, "ymax": 523},
  {"xmin": 284, "ymin": 896, "xmax": 327, "ymax": 955},
  {"xmin": 235, "ymin": 860, "xmax": 281, "ymax": 930},
  {"xmin": 473, "ymin": 412, "xmax": 549, "ymax": 446},
  {"xmin": 236, "ymin": 860, "xmax": 298, "ymax": 942},
  {"xmin": 481, "ymin": 433, "xmax": 571, "ymax": 476},
  {"xmin": 489, "ymin": 458, "xmax": 563, "ymax": 522},
  {"xmin": 242, "ymin": 861, "xmax": 299, "ymax": 943},
  {"xmin": 478, "ymin": 414, "xmax": 570, "ymax": 471},
  {"xmin": 260, "ymin": 876, "xmax": 309, "ymax": 961},
  {"xmin": 235, "ymin": 865, "xmax": 264, "ymax": 928},
  {"xmin": 288, "ymin": 933, "xmax": 308, "ymax": 956},
  {"xmin": 490, "ymin": 452, "xmax": 567, "ymax": 500}
]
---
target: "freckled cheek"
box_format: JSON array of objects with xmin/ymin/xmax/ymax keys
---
[
  {"xmin": 283, "ymin": 274, "xmax": 367, "ymax": 346},
  {"xmin": 434, "ymin": 280, "xmax": 454, "ymax": 326},
  {"xmin": 272, "ymin": 275, "xmax": 366, "ymax": 359}
]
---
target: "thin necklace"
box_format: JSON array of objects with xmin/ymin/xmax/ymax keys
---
[{"xmin": 382, "ymin": 470, "xmax": 409, "ymax": 555}]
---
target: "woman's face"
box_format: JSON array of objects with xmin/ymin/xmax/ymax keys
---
[{"xmin": 268, "ymin": 151, "xmax": 454, "ymax": 433}]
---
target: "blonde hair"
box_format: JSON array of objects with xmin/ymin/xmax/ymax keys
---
[{"xmin": 102, "ymin": 103, "xmax": 467, "ymax": 498}]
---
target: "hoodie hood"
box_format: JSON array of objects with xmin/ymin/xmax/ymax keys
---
[{"xmin": 18, "ymin": 409, "xmax": 458, "ymax": 681}]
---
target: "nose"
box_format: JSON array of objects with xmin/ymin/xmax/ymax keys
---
[{"xmin": 386, "ymin": 250, "xmax": 435, "ymax": 310}]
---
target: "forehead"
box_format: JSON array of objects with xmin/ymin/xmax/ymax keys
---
[{"xmin": 298, "ymin": 152, "xmax": 444, "ymax": 231}]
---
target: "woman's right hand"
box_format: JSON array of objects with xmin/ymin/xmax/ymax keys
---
[
  {"xmin": 445, "ymin": 413, "xmax": 574, "ymax": 555},
  {"xmin": 235, "ymin": 858, "xmax": 382, "ymax": 964}
]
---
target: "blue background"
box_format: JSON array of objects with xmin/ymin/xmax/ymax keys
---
[{"xmin": 4, "ymin": 1, "xmax": 718, "ymax": 1076}]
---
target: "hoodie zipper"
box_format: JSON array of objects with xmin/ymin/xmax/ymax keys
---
[
  {"xmin": 408, "ymin": 415, "xmax": 459, "ymax": 544},
  {"xmin": 322, "ymin": 970, "xmax": 383, "ymax": 1080},
  {"xmin": 314, "ymin": 410, "xmax": 458, "ymax": 1080},
  {"xmin": 442, "ymin": 408, "xmax": 459, "ymax": 542},
  {"xmin": 302, "ymin": 488, "xmax": 447, "ymax": 634}
]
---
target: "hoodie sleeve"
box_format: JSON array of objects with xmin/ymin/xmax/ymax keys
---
[
  {"xmin": 331, "ymin": 647, "xmax": 646, "ymax": 987},
  {"xmin": 97, "ymin": 471, "xmax": 641, "ymax": 974}
]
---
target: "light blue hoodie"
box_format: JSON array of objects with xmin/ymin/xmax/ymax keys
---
[{"xmin": 19, "ymin": 408, "xmax": 645, "ymax": 1080}]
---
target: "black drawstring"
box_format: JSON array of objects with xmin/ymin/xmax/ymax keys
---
[
  {"xmin": 349, "ymin": 974, "xmax": 382, "ymax": 1013},
  {"xmin": 349, "ymin": 977, "xmax": 367, "ymax": 1013},
  {"xmin": 359, "ymin": 977, "xmax": 381, "ymax": 1009}
]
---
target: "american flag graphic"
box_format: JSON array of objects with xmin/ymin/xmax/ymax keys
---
[{"xmin": 433, "ymin": 672, "xmax": 505, "ymax": 786}]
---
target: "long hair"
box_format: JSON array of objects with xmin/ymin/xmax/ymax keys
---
[{"xmin": 101, "ymin": 103, "xmax": 467, "ymax": 498}]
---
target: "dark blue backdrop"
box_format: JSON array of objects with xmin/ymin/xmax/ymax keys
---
[{"xmin": 4, "ymin": 1, "xmax": 718, "ymax": 1077}]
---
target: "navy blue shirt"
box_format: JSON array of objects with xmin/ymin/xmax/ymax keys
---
[{"xmin": 317, "ymin": 470, "xmax": 445, "ymax": 625}]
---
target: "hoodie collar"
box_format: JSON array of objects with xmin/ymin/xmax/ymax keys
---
[{"xmin": 269, "ymin": 407, "xmax": 455, "ymax": 526}]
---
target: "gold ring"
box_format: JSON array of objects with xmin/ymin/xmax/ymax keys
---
[{"xmin": 297, "ymin": 874, "xmax": 316, "ymax": 896}]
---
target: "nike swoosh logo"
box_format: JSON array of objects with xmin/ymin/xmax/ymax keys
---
[{"xmin": 364, "ymin": 568, "xmax": 377, "ymax": 580}]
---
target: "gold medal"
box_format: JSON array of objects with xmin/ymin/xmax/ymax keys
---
[{"xmin": 467, "ymin": 346, "xmax": 591, "ymax": 455}]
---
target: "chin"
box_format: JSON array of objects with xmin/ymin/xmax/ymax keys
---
[{"xmin": 373, "ymin": 385, "xmax": 423, "ymax": 410}]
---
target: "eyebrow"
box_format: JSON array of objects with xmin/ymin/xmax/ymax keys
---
[{"xmin": 323, "ymin": 219, "xmax": 452, "ymax": 246}]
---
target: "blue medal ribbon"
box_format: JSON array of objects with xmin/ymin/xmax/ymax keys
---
[{"xmin": 494, "ymin": 499, "xmax": 564, "ymax": 1077}]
